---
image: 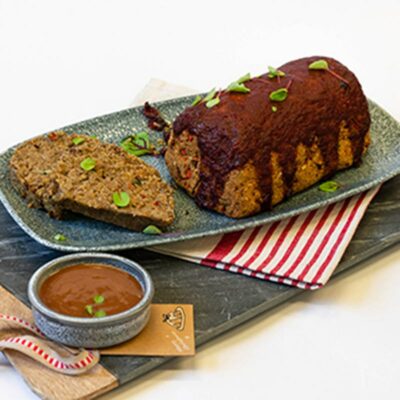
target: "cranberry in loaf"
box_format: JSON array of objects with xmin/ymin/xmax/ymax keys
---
[{"xmin": 165, "ymin": 56, "xmax": 371, "ymax": 218}]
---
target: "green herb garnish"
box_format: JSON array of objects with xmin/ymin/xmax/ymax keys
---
[
  {"xmin": 133, "ymin": 177, "xmax": 142, "ymax": 186},
  {"xmin": 72, "ymin": 137, "xmax": 85, "ymax": 146},
  {"xmin": 206, "ymin": 97, "xmax": 220, "ymax": 108},
  {"xmin": 94, "ymin": 310, "xmax": 107, "ymax": 318},
  {"xmin": 93, "ymin": 294, "xmax": 105, "ymax": 305},
  {"xmin": 203, "ymin": 88, "xmax": 217, "ymax": 103},
  {"xmin": 113, "ymin": 191, "xmax": 130, "ymax": 208},
  {"xmin": 267, "ymin": 66, "xmax": 285, "ymax": 79},
  {"xmin": 308, "ymin": 59, "xmax": 329, "ymax": 70},
  {"xmin": 80, "ymin": 157, "xmax": 96, "ymax": 171},
  {"xmin": 54, "ymin": 233, "xmax": 66, "ymax": 242},
  {"xmin": 85, "ymin": 305, "xmax": 94, "ymax": 316},
  {"xmin": 271, "ymin": 106, "xmax": 277, "ymax": 112},
  {"xmin": 143, "ymin": 225, "xmax": 162, "ymax": 235},
  {"xmin": 191, "ymin": 95, "xmax": 202, "ymax": 106},
  {"xmin": 319, "ymin": 181, "xmax": 340, "ymax": 192},
  {"xmin": 120, "ymin": 131, "xmax": 155, "ymax": 157},
  {"xmin": 85, "ymin": 295, "xmax": 106, "ymax": 318},
  {"xmin": 308, "ymin": 59, "xmax": 350, "ymax": 85},
  {"xmin": 269, "ymin": 88, "xmax": 288, "ymax": 102},
  {"xmin": 237, "ymin": 73, "xmax": 251, "ymax": 84},
  {"xmin": 227, "ymin": 82, "xmax": 250, "ymax": 93}
]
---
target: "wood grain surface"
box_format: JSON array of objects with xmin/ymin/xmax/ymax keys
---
[{"xmin": 0, "ymin": 286, "xmax": 118, "ymax": 400}]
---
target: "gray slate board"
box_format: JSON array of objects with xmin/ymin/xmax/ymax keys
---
[{"xmin": 0, "ymin": 175, "xmax": 399, "ymax": 387}]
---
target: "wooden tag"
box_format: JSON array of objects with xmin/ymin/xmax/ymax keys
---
[{"xmin": 101, "ymin": 304, "xmax": 195, "ymax": 356}]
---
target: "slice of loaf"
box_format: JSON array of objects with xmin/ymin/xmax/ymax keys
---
[{"xmin": 10, "ymin": 131, "xmax": 174, "ymax": 230}]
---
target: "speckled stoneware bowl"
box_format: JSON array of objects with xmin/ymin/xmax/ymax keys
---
[{"xmin": 28, "ymin": 253, "xmax": 154, "ymax": 348}]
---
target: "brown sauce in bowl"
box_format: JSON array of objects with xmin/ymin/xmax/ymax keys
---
[{"xmin": 39, "ymin": 263, "xmax": 144, "ymax": 318}]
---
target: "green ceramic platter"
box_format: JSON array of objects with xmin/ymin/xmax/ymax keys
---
[{"xmin": 0, "ymin": 96, "xmax": 399, "ymax": 252}]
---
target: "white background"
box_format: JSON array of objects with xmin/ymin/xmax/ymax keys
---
[{"xmin": 0, "ymin": 1, "xmax": 400, "ymax": 399}]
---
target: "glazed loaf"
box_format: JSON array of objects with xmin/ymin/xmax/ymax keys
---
[{"xmin": 165, "ymin": 56, "xmax": 370, "ymax": 218}]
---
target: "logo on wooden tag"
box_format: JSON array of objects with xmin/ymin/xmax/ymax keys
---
[{"xmin": 162, "ymin": 306, "xmax": 185, "ymax": 331}]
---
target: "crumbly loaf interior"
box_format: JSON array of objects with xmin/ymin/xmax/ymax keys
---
[
  {"xmin": 53, "ymin": 135, "xmax": 174, "ymax": 228},
  {"xmin": 165, "ymin": 124, "xmax": 370, "ymax": 218},
  {"xmin": 9, "ymin": 133, "xmax": 71, "ymax": 217},
  {"xmin": 10, "ymin": 132, "xmax": 174, "ymax": 229}
]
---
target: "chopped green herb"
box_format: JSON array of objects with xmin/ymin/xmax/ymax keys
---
[
  {"xmin": 93, "ymin": 294, "xmax": 105, "ymax": 305},
  {"xmin": 269, "ymin": 88, "xmax": 288, "ymax": 102},
  {"xmin": 309, "ymin": 59, "xmax": 349, "ymax": 85},
  {"xmin": 227, "ymin": 82, "xmax": 251, "ymax": 93},
  {"xmin": 54, "ymin": 233, "xmax": 66, "ymax": 242},
  {"xmin": 191, "ymin": 95, "xmax": 202, "ymax": 106},
  {"xmin": 120, "ymin": 131, "xmax": 155, "ymax": 157},
  {"xmin": 72, "ymin": 137, "xmax": 85, "ymax": 146},
  {"xmin": 113, "ymin": 191, "xmax": 130, "ymax": 208},
  {"xmin": 143, "ymin": 225, "xmax": 162, "ymax": 235},
  {"xmin": 308, "ymin": 59, "xmax": 329, "ymax": 70},
  {"xmin": 319, "ymin": 181, "xmax": 340, "ymax": 192},
  {"xmin": 237, "ymin": 73, "xmax": 251, "ymax": 84},
  {"xmin": 85, "ymin": 305, "xmax": 94, "ymax": 316},
  {"xmin": 133, "ymin": 177, "xmax": 142, "ymax": 186},
  {"xmin": 203, "ymin": 88, "xmax": 217, "ymax": 103},
  {"xmin": 129, "ymin": 131, "xmax": 149, "ymax": 147},
  {"xmin": 206, "ymin": 97, "xmax": 220, "ymax": 108},
  {"xmin": 267, "ymin": 66, "xmax": 285, "ymax": 79},
  {"xmin": 80, "ymin": 157, "xmax": 96, "ymax": 171},
  {"xmin": 94, "ymin": 310, "xmax": 107, "ymax": 318},
  {"xmin": 271, "ymin": 106, "xmax": 278, "ymax": 112}
]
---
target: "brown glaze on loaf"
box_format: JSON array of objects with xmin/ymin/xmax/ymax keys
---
[{"xmin": 168, "ymin": 56, "xmax": 370, "ymax": 217}]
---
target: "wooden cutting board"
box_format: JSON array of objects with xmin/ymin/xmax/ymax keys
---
[{"xmin": 0, "ymin": 176, "xmax": 399, "ymax": 400}]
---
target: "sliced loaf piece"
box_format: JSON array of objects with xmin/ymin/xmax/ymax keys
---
[{"xmin": 10, "ymin": 131, "xmax": 175, "ymax": 231}]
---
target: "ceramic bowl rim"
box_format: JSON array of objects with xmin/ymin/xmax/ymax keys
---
[{"xmin": 28, "ymin": 252, "xmax": 154, "ymax": 326}]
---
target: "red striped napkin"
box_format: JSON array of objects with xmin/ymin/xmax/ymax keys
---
[
  {"xmin": 135, "ymin": 80, "xmax": 380, "ymax": 290},
  {"xmin": 150, "ymin": 186, "xmax": 380, "ymax": 289}
]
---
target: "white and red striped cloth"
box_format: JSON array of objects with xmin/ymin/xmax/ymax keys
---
[
  {"xmin": 135, "ymin": 80, "xmax": 380, "ymax": 290},
  {"xmin": 151, "ymin": 186, "xmax": 380, "ymax": 290},
  {"xmin": 0, "ymin": 314, "xmax": 99, "ymax": 375}
]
